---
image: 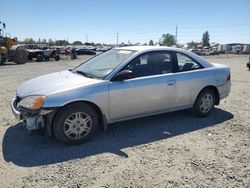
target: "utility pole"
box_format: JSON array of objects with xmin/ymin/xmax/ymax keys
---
[
  {"xmin": 86, "ymin": 34, "xmax": 88, "ymax": 43},
  {"xmin": 175, "ymin": 25, "xmax": 178, "ymax": 45},
  {"xmin": 0, "ymin": 21, "xmax": 2, "ymax": 36},
  {"xmin": 116, "ymin": 32, "xmax": 119, "ymax": 46}
]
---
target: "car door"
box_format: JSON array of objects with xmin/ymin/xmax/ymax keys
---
[
  {"xmin": 173, "ymin": 52, "xmax": 212, "ymax": 107},
  {"xmin": 108, "ymin": 51, "xmax": 177, "ymax": 121}
]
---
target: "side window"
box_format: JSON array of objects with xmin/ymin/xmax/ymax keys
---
[
  {"xmin": 176, "ymin": 53, "xmax": 202, "ymax": 72},
  {"xmin": 124, "ymin": 52, "xmax": 174, "ymax": 78}
]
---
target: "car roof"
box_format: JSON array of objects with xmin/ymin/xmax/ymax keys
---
[
  {"xmin": 115, "ymin": 46, "xmax": 213, "ymax": 68},
  {"xmin": 115, "ymin": 45, "xmax": 194, "ymax": 53},
  {"xmin": 116, "ymin": 45, "xmax": 174, "ymax": 52}
]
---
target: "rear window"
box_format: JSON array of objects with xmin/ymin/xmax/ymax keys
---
[{"xmin": 176, "ymin": 53, "xmax": 202, "ymax": 72}]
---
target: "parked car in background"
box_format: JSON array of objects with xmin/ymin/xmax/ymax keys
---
[
  {"xmin": 208, "ymin": 50, "xmax": 220, "ymax": 55},
  {"xmin": 231, "ymin": 45, "xmax": 243, "ymax": 54},
  {"xmin": 54, "ymin": 47, "xmax": 70, "ymax": 55},
  {"xmin": 242, "ymin": 45, "xmax": 250, "ymax": 54},
  {"xmin": 96, "ymin": 45, "xmax": 112, "ymax": 52},
  {"xmin": 191, "ymin": 49, "xmax": 205, "ymax": 56},
  {"xmin": 76, "ymin": 48, "xmax": 96, "ymax": 55},
  {"xmin": 11, "ymin": 46, "xmax": 231, "ymax": 144},
  {"xmin": 26, "ymin": 48, "xmax": 60, "ymax": 62}
]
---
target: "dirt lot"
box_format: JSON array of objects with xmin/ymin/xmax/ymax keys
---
[{"xmin": 0, "ymin": 54, "xmax": 249, "ymax": 188}]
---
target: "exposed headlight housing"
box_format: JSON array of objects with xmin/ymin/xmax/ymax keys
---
[{"xmin": 18, "ymin": 95, "xmax": 46, "ymax": 110}]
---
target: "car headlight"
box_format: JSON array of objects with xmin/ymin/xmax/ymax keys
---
[{"xmin": 18, "ymin": 95, "xmax": 46, "ymax": 110}]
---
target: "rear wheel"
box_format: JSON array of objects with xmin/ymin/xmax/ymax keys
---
[
  {"xmin": 14, "ymin": 47, "xmax": 27, "ymax": 64},
  {"xmin": 55, "ymin": 55, "xmax": 60, "ymax": 61},
  {"xmin": 192, "ymin": 88, "xmax": 215, "ymax": 117},
  {"xmin": 53, "ymin": 103, "xmax": 99, "ymax": 144}
]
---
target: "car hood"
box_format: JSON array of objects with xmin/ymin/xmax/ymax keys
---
[{"xmin": 17, "ymin": 70, "xmax": 101, "ymax": 98}]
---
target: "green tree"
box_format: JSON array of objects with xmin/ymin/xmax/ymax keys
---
[
  {"xmin": 84, "ymin": 42, "xmax": 95, "ymax": 46},
  {"xmin": 54, "ymin": 40, "xmax": 68, "ymax": 46},
  {"xmin": 187, "ymin": 41, "xmax": 201, "ymax": 49},
  {"xmin": 202, "ymin": 31, "xmax": 210, "ymax": 47},
  {"xmin": 42, "ymin": 39, "xmax": 47, "ymax": 44},
  {"xmin": 149, "ymin": 40, "xmax": 154, "ymax": 46},
  {"xmin": 24, "ymin": 38, "xmax": 36, "ymax": 44},
  {"xmin": 72, "ymin": 41, "xmax": 83, "ymax": 45},
  {"xmin": 160, "ymin": 33, "xmax": 175, "ymax": 46},
  {"xmin": 48, "ymin": 38, "xmax": 54, "ymax": 46}
]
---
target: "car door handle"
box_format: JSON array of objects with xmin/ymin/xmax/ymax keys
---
[{"xmin": 167, "ymin": 80, "xmax": 176, "ymax": 86}]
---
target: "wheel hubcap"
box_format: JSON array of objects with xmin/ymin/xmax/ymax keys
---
[
  {"xmin": 199, "ymin": 93, "xmax": 213, "ymax": 113},
  {"xmin": 63, "ymin": 112, "xmax": 92, "ymax": 140}
]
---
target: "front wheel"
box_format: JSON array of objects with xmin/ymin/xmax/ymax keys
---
[
  {"xmin": 53, "ymin": 103, "xmax": 99, "ymax": 144},
  {"xmin": 192, "ymin": 89, "xmax": 215, "ymax": 117}
]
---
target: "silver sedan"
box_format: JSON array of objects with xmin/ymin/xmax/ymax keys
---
[{"xmin": 11, "ymin": 46, "xmax": 231, "ymax": 144}]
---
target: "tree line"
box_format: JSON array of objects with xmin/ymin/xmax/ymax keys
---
[
  {"xmin": 19, "ymin": 31, "xmax": 210, "ymax": 48},
  {"xmin": 19, "ymin": 38, "xmax": 89, "ymax": 46},
  {"xmin": 148, "ymin": 31, "xmax": 210, "ymax": 48}
]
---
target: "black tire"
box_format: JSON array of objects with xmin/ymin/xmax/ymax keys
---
[
  {"xmin": 53, "ymin": 103, "xmax": 99, "ymax": 144},
  {"xmin": 192, "ymin": 88, "xmax": 215, "ymax": 117},
  {"xmin": 55, "ymin": 55, "xmax": 60, "ymax": 61},
  {"xmin": 14, "ymin": 47, "xmax": 28, "ymax": 64},
  {"xmin": 36, "ymin": 54, "xmax": 44, "ymax": 62}
]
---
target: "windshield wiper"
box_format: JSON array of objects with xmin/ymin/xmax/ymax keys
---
[{"xmin": 75, "ymin": 70, "xmax": 94, "ymax": 78}]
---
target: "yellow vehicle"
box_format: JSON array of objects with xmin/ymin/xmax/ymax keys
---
[{"xmin": 0, "ymin": 36, "xmax": 28, "ymax": 65}]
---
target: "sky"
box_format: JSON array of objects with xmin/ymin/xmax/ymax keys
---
[{"xmin": 1, "ymin": 0, "xmax": 250, "ymax": 44}]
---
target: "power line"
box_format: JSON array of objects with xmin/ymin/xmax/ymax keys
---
[
  {"xmin": 175, "ymin": 25, "xmax": 178, "ymax": 45},
  {"xmin": 116, "ymin": 32, "xmax": 119, "ymax": 46},
  {"xmin": 78, "ymin": 21, "xmax": 250, "ymax": 38}
]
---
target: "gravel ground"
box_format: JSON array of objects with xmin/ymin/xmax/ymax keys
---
[{"xmin": 0, "ymin": 54, "xmax": 249, "ymax": 188}]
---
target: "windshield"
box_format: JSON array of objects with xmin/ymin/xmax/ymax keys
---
[{"xmin": 73, "ymin": 49, "xmax": 136, "ymax": 79}]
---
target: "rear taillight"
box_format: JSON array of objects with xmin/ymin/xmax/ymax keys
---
[{"xmin": 227, "ymin": 73, "xmax": 231, "ymax": 81}]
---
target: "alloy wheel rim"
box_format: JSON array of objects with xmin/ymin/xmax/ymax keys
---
[
  {"xmin": 199, "ymin": 93, "xmax": 213, "ymax": 113},
  {"xmin": 63, "ymin": 112, "xmax": 92, "ymax": 140}
]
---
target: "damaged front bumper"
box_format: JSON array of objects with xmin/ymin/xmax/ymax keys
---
[
  {"xmin": 11, "ymin": 97, "xmax": 54, "ymax": 131},
  {"xmin": 11, "ymin": 97, "xmax": 22, "ymax": 121}
]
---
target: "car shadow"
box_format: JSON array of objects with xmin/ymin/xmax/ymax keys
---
[
  {"xmin": 2, "ymin": 108, "xmax": 233, "ymax": 167},
  {"xmin": 0, "ymin": 61, "xmax": 37, "ymax": 66}
]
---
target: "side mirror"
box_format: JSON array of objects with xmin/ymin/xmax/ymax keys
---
[{"xmin": 111, "ymin": 70, "xmax": 133, "ymax": 81}]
